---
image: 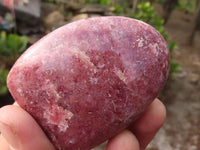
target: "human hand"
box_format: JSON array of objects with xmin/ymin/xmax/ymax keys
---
[
  {"xmin": 0, "ymin": 98, "xmax": 166, "ymax": 150},
  {"xmin": 0, "ymin": 103, "xmax": 55, "ymax": 150}
]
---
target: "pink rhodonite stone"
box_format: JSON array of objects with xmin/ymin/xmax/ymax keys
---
[{"xmin": 7, "ymin": 17, "xmax": 169, "ymax": 150}]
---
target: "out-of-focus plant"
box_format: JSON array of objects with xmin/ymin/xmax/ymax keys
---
[
  {"xmin": 0, "ymin": 69, "xmax": 9, "ymax": 95},
  {"xmin": 156, "ymin": 0, "xmax": 165, "ymax": 4},
  {"xmin": 156, "ymin": 0, "xmax": 196, "ymax": 13},
  {"xmin": 130, "ymin": 2, "xmax": 167, "ymax": 40},
  {"xmin": 0, "ymin": 31, "xmax": 28, "ymax": 95},
  {"xmin": 85, "ymin": 0, "xmax": 129, "ymax": 15},
  {"xmin": 176, "ymin": 0, "xmax": 196, "ymax": 13},
  {"xmin": 0, "ymin": 31, "xmax": 28, "ymax": 57},
  {"xmin": 168, "ymin": 41, "xmax": 181, "ymax": 76},
  {"xmin": 113, "ymin": 2, "xmax": 129, "ymax": 15},
  {"xmin": 85, "ymin": 0, "xmax": 111, "ymax": 5}
]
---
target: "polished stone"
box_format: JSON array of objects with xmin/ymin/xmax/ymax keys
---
[{"xmin": 7, "ymin": 16, "xmax": 169, "ymax": 150}]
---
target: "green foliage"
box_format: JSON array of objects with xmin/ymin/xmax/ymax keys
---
[
  {"xmin": 0, "ymin": 31, "xmax": 28, "ymax": 57},
  {"xmin": 168, "ymin": 41, "xmax": 181, "ymax": 76},
  {"xmin": 0, "ymin": 69, "xmax": 9, "ymax": 95},
  {"xmin": 156, "ymin": 0, "xmax": 196, "ymax": 13},
  {"xmin": 168, "ymin": 41, "xmax": 178, "ymax": 52},
  {"xmin": 155, "ymin": 0, "xmax": 164, "ymax": 4},
  {"xmin": 170, "ymin": 61, "xmax": 182, "ymax": 76},
  {"xmin": 0, "ymin": 31, "xmax": 28, "ymax": 95},
  {"xmin": 113, "ymin": 3, "xmax": 127, "ymax": 14},
  {"xmin": 130, "ymin": 2, "xmax": 156, "ymax": 22},
  {"xmin": 85, "ymin": 0, "xmax": 111, "ymax": 5},
  {"xmin": 176, "ymin": 0, "xmax": 196, "ymax": 13},
  {"xmin": 113, "ymin": 4, "xmax": 123, "ymax": 14},
  {"xmin": 130, "ymin": 2, "xmax": 167, "ymax": 40}
]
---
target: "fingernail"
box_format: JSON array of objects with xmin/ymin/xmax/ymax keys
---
[{"xmin": 0, "ymin": 121, "xmax": 20, "ymax": 149}]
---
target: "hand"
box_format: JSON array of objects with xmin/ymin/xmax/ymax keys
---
[
  {"xmin": 0, "ymin": 98, "xmax": 166, "ymax": 150},
  {"xmin": 0, "ymin": 103, "xmax": 55, "ymax": 150}
]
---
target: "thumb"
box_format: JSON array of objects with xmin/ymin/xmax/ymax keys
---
[{"xmin": 0, "ymin": 104, "xmax": 55, "ymax": 150}]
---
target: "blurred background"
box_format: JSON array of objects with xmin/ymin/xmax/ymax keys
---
[{"xmin": 0, "ymin": 0, "xmax": 200, "ymax": 149}]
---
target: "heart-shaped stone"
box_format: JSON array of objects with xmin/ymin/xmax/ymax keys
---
[{"xmin": 7, "ymin": 16, "xmax": 169, "ymax": 150}]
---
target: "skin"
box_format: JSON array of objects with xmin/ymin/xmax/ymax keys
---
[{"xmin": 0, "ymin": 98, "xmax": 166, "ymax": 150}]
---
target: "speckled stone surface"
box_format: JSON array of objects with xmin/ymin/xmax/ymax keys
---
[{"xmin": 7, "ymin": 16, "xmax": 169, "ymax": 150}]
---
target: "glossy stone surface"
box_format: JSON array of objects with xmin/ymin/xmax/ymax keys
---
[{"xmin": 7, "ymin": 16, "xmax": 169, "ymax": 150}]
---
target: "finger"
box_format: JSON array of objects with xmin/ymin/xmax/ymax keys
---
[
  {"xmin": 129, "ymin": 98, "xmax": 166, "ymax": 150},
  {"xmin": 0, "ymin": 105, "xmax": 56, "ymax": 150},
  {"xmin": 0, "ymin": 135, "xmax": 10, "ymax": 150},
  {"xmin": 105, "ymin": 130, "xmax": 140, "ymax": 150}
]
